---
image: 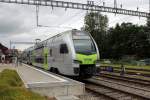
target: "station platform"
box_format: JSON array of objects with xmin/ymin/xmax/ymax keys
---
[{"xmin": 0, "ymin": 64, "xmax": 85, "ymax": 100}]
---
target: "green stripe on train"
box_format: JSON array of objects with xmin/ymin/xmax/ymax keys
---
[
  {"xmin": 76, "ymin": 53, "xmax": 97, "ymax": 64},
  {"xmin": 43, "ymin": 48, "xmax": 49, "ymax": 70}
]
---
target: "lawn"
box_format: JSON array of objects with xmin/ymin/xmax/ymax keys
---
[
  {"xmin": 101, "ymin": 63, "xmax": 150, "ymax": 70},
  {"xmin": 0, "ymin": 69, "xmax": 48, "ymax": 100},
  {"xmin": 100, "ymin": 63, "xmax": 150, "ymax": 76}
]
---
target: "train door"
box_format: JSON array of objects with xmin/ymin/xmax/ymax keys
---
[
  {"xmin": 49, "ymin": 38, "xmax": 54, "ymax": 69},
  {"xmin": 59, "ymin": 42, "xmax": 69, "ymax": 74},
  {"xmin": 55, "ymin": 38, "xmax": 65, "ymax": 72},
  {"xmin": 53, "ymin": 37, "xmax": 64, "ymax": 70},
  {"xmin": 44, "ymin": 47, "xmax": 48, "ymax": 70}
]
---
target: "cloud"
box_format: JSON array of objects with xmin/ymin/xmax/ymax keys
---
[
  {"xmin": 0, "ymin": 16, "xmax": 25, "ymax": 34},
  {"xmin": 0, "ymin": 0, "xmax": 149, "ymax": 50},
  {"xmin": 0, "ymin": 6, "xmax": 25, "ymax": 35}
]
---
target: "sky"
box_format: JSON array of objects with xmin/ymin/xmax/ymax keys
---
[{"xmin": 0, "ymin": 0, "xmax": 149, "ymax": 51}]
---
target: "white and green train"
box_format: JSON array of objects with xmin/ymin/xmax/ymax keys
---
[{"xmin": 22, "ymin": 29, "xmax": 100, "ymax": 78}]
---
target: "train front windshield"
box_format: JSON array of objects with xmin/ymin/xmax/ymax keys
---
[{"xmin": 74, "ymin": 39, "xmax": 96, "ymax": 54}]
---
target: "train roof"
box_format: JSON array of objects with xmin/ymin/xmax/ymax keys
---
[
  {"xmin": 24, "ymin": 29, "xmax": 88, "ymax": 51},
  {"xmin": 34, "ymin": 29, "xmax": 82, "ymax": 45}
]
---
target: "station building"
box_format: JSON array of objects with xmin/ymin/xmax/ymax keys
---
[{"xmin": 0, "ymin": 43, "xmax": 19, "ymax": 63}]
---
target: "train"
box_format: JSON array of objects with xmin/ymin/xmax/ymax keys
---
[{"xmin": 22, "ymin": 29, "xmax": 100, "ymax": 78}]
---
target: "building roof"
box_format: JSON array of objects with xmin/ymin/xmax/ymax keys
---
[{"xmin": 0, "ymin": 43, "xmax": 8, "ymax": 55}]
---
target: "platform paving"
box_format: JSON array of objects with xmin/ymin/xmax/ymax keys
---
[
  {"xmin": 0, "ymin": 64, "xmax": 16, "ymax": 72},
  {"xmin": 17, "ymin": 64, "xmax": 66, "ymax": 84},
  {"xmin": 0, "ymin": 63, "xmax": 85, "ymax": 99}
]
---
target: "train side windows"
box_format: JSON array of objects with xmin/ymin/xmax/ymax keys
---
[
  {"xmin": 27, "ymin": 53, "xmax": 30, "ymax": 57},
  {"xmin": 45, "ymin": 54, "xmax": 48, "ymax": 64},
  {"xmin": 49, "ymin": 49, "xmax": 52, "ymax": 56},
  {"xmin": 35, "ymin": 57, "xmax": 43, "ymax": 64},
  {"xmin": 60, "ymin": 44, "xmax": 69, "ymax": 54}
]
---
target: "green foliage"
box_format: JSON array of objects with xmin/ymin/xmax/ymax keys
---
[
  {"xmin": 107, "ymin": 23, "xmax": 150, "ymax": 59},
  {"xmin": 84, "ymin": 12, "xmax": 108, "ymax": 58},
  {"xmin": 101, "ymin": 63, "xmax": 150, "ymax": 70},
  {"xmin": 147, "ymin": 17, "xmax": 150, "ymax": 28},
  {"xmin": 0, "ymin": 69, "xmax": 46, "ymax": 100},
  {"xmin": 83, "ymin": 12, "xmax": 150, "ymax": 60},
  {"xmin": 84, "ymin": 12, "xmax": 108, "ymax": 34}
]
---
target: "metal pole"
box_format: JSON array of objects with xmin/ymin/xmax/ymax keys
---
[
  {"xmin": 36, "ymin": 5, "xmax": 39, "ymax": 27},
  {"xmin": 114, "ymin": 0, "xmax": 117, "ymax": 15},
  {"xmin": 114, "ymin": 0, "xmax": 117, "ymax": 8},
  {"xmin": 10, "ymin": 40, "xmax": 11, "ymax": 49},
  {"xmin": 149, "ymin": 0, "xmax": 150, "ymax": 14}
]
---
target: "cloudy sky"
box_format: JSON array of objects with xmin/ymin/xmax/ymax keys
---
[{"xmin": 0, "ymin": 0, "xmax": 149, "ymax": 50}]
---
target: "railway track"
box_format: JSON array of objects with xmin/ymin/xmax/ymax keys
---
[
  {"xmin": 84, "ymin": 77, "xmax": 150, "ymax": 100},
  {"xmin": 100, "ymin": 72, "xmax": 150, "ymax": 84}
]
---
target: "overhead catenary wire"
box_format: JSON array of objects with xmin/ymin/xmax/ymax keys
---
[
  {"xmin": 35, "ymin": 3, "xmax": 74, "ymax": 29},
  {"xmin": 0, "ymin": 0, "xmax": 147, "ymax": 30},
  {"xmin": 59, "ymin": 10, "xmax": 86, "ymax": 27},
  {"xmin": 47, "ymin": 4, "xmax": 86, "ymax": 29},
  {"xmin": 58, "ymin": 10, "xmax": 84, "ymax": 26},
  {"xmin": 34, "ymin": 0, "xmax": 86, "ymax": 29},
  {"xmin": 37, "ymin": 24, "xmax": 73, "ymax": 29},
  {"xmin": 0, "ymin": 0, "xmax": 148, "ymax": 17}
]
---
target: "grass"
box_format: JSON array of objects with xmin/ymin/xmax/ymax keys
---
[
  {"xmin": 0, "ymin": 69, "xmax": 23, "ymax": 87},
  {"xmin": 113, "ymin": 69, "xmax": 150, "ymax": 75},
  {"xmin": 0, "ymin": 69, "xmax": 47, "ymax": 100},
  {"xmin": 101, "ymin": 63, "xmax": 150, "ymax": 70},
  {"xmin": 101, "ymin": 63, "xmax": 150, "ymax": 76}
]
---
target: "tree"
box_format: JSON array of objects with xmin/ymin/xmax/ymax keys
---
[
  {"xmin": 146, "ymin": 17, "xmax": 150, "ymax": 43},
  {"xmin": 147, "ymin": 17, "xmax": 150, "ymax": 28},
  {"xmin": 83, "ymin": 12, "xmax": 108, "ymax": 58},
  {"xmin": 107, "ymin": 23, "xmax": 150, "ymax": 59},
  {"xmin": 83, "ymin": 12, "xmax": 150, "ymax": 60}
]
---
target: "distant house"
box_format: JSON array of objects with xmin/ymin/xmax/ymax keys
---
[
  {"xmin": 0, "ymin": 49, "xmax": 4, "ymax": 62},
  {"xmin": 0, "ymin": 49, "xmax": 3, "ymax": 56},
  {"xmin": 0, "ymin": 43, "xmax": 16, "ymax": 63},
  {"xmin": 0, "ymin": 43, "xmax": 8, "ymax": 54}
]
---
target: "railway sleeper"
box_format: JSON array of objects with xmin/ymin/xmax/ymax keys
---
[{"xmin": 86, "ymin": 78, "xmax": 150, "ymax": 100}]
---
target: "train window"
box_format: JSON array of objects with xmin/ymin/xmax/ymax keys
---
[
  {"xmin": 45, "ymin": 54, "xmax": 48, "ymax": 64},
  {"xmin": 73, "ymin": 39, "xmax": 96, "ymax": 54},
  {"xmin": 35, "ymin": 57, "xmax": 44, "ymax": 64},
  {"xmin": 60, "ymin": 44, "xmax": 68, "ymax": 54},
  {"xmin": 49, "ymin": 49, "xmax": 52, "ymax": 56}
]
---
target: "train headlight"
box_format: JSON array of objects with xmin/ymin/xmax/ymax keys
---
[
  {"xmin": 95, "ymin": 60, "xmax": 101, "ymax": 75},
  {"xmin": 95, "ymin": 60, "xmax": 100, "ymax": 67},
  {"xmin": 73, "ymin": 60, "xmax": 81, "ymax": 74}
]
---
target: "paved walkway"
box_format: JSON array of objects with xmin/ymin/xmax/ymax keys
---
[
  {"xmin": 17, "ymin": 64, "xmax": 67, "ymax": 86},
  {"xmin": 0, "ymin": 63, "xmax": 16, "ymax": 72},
  {"xmin": 0, "ymin": 63, "xmax": 85, "ymax": 98},
  {"xmin": 0, "ymin": 63, "xmax": 67, "ymax": 84}
]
